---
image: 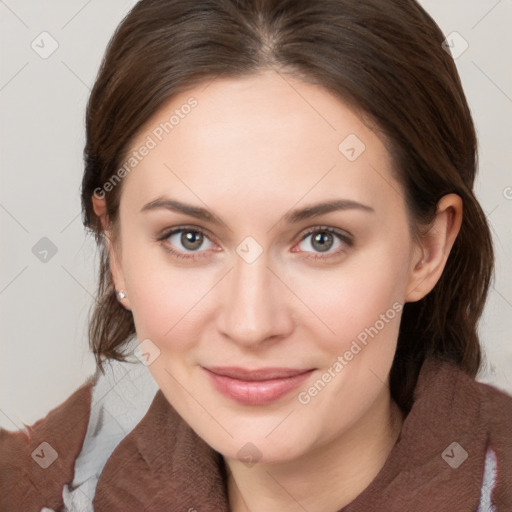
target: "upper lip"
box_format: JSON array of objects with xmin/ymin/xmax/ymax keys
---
[{"xmin": 204, "ymin": 366, "xmax": 313, "ymax": 381}]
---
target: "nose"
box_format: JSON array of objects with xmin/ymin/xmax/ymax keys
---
[{"xmin": 217, "ymin": 251, "xmax": 295, "ymax": 348}]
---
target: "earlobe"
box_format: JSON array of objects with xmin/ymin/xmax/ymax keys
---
[
  {"xmin": 105, "ymin": 231, "xmax": 131, "ymax": 311},
  {"xmin": 405, "ymin": 194, "xmax": 463, "ymax": 303}
]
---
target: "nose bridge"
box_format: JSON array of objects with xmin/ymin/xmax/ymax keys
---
[{"xmin": 218, "ymin": 247, "xmax": 291, "ymax": 345}]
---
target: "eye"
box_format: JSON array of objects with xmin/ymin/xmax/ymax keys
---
[
  {"xmin": 156, "ymin": 226, "xmax": 216, "ymax": 260},
  {"xmin": 294, "ymin": 226, "xmax": 353, "ymax": 260},
  {"xmin": 155, "ymin": 225, "xmax": 353, "ymax": 262}
]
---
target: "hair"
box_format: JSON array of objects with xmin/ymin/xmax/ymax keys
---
[{"xmin": 81, "ymin": 0, "xmax": 494, "ymax": 412}]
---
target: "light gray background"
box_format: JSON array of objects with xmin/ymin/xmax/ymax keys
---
[{"xmin": 1, "ymin": 0, "xmax": 511, "ymax": 430}]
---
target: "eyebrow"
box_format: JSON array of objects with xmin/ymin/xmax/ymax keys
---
[{"xmin": 140, "ymin": 197, "xmax": 375, "ymax": 225}]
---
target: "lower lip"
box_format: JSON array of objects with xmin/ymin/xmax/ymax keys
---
[{"xmin": 203, "ymin": 368, "xmax": 314, "ymax": 405}]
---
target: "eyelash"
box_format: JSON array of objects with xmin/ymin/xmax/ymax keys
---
[{"xmin": 155, "ymin": 225, "xmax": 354, "ymax": 262}]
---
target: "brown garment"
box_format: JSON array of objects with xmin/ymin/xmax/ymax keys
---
[
  {"xmin": 1, "ymin": 357, "xmax": 511, "ymax": 511},
  {"xmin": 0, "ymin": 375, "xmax": 95, "ymax": 511}
]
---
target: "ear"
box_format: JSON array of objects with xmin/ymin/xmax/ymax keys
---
[
  {"xmin": 405, "ymin": 193, "xmax": 463, "ymax": 303},
  {"xmin": 91, "ymin": 194, "xmax": 131, "ymax": 311}
]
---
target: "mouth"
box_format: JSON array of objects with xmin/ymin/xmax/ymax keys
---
[{"xmin": 202, "ymin": 366, "xmax": 315, "ymax": 405}]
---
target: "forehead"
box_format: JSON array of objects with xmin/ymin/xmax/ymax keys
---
[{"xmin": 119, "ymin": 69, "xmax": 403, "ymax": 218}]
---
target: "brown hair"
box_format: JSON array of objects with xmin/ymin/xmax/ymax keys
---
[{"xmin": 81, "ymin": 0, "xmax": 494, "ymax": 412}]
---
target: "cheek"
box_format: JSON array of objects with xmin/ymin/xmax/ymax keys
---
[
  {"xmin": 122, "ymin": 240, "xmax": 219, "ymax": 351},
  {"xmin": 288, "ymin": 241, "xmax": 410, "ymax": 353}
]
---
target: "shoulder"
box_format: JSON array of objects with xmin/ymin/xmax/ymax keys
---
[
  {"xmin": 471, "ymin": 375, "xmax": 512, "ymax": 443},
  {"xmin": 428, "ymin": 356, "xmax": 512, "ymax": 422},
  {"xmin": 0, "ymin": 376, "xmax": 96, "ymax": 512},
  {"xmin": 451, "ymin": 364, "xmax": 512, "ymax": 469},
  {"xmin": 475, "ymin": 377, "xmax": 512, "ymax": 415},
  {"xmin": 412, "ymin": 357, "xmax": 512, "ymax": 511},
  {"xmin": 472, "ymin": 375, "xmax": 512, "ymax": 511}
]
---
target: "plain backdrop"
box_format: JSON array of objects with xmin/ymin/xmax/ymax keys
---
[{"xmin": 1, "ymin": 0, "xmax": 511, "ymax": 430}]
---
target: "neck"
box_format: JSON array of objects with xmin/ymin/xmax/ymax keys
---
[{"xmin": 225, "ymin": 388, "xmax": 405, "ymax": 512}]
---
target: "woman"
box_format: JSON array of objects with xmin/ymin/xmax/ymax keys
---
[{"xmin": 1, "ymin": 0, "xmax": 511, "ymax": 511}]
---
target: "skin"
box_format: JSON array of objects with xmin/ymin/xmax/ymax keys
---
[{"xmin": 92, "ymin": 68, "xmax": 462, "ymax": 511}]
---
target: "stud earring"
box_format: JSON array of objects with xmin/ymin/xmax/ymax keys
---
[{"xmin": 118, "ymin": 290, "xmax": 127, "ymax": 300}]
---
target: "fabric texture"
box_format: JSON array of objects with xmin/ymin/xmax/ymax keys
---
[
  {"xmin": 55, "ymin": 336, "xmax": 159, "ymax": 511},
  {"xmin": 477, "ymin": 447, "xmax": 498, "ymax": 512},
  {"xmin": 1, "ymin": 351, "xmax": 511, "ymax": 512}
]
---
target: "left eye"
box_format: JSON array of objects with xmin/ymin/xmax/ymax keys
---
[{"xmin": 296, "ymin": 228, "xmax": 348, "ymax": 254}]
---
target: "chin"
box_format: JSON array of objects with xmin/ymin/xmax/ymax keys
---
[
  {"xmin": 197, "ymin": 421, "xmax": 314, "ymax": 466},
  {"xmin": 219, "ymin": 439, "xmax": 306, "ymax": 466}
]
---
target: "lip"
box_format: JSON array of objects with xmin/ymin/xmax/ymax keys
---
[{"xmin": 202, "ymin": 366, "xmax": 315, "ymax": 405}]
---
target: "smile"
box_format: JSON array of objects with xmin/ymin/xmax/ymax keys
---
[{"xmin": 202, "ymin": 366, "xmax": 315, "ymax": 405}]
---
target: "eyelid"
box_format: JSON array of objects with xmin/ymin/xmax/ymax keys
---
[
  {"xmin": 298, "ymin": 225, "xmax": 353, "ymax": 243},
  {"xmin": 156, "ymin": 224, "xmax": 216, "ymax": 243}
]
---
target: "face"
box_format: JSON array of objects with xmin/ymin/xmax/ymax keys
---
[{"xmin": 104, "ymin": 69, "xmax": 423, "ymax": 464}]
